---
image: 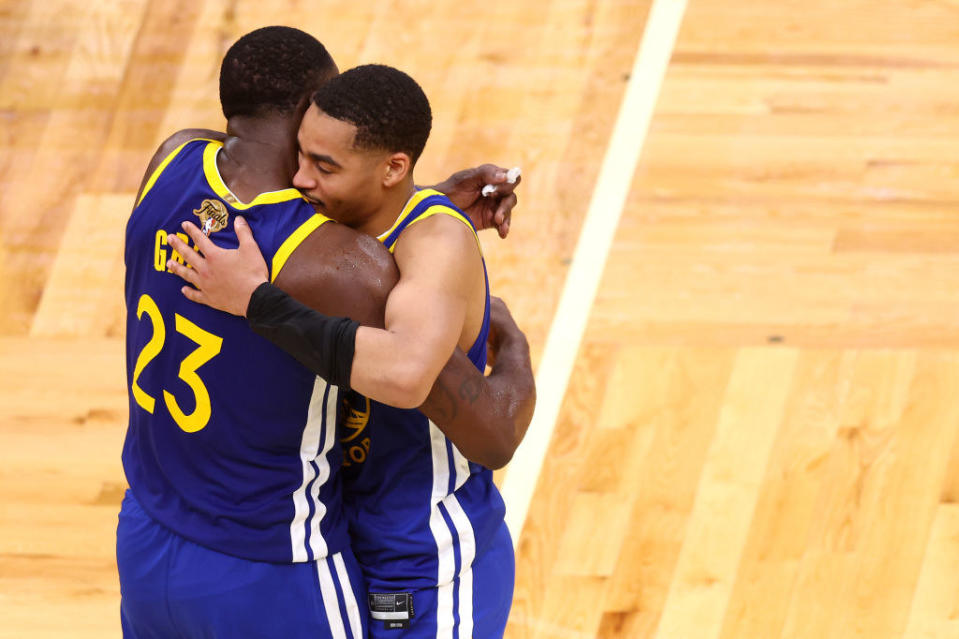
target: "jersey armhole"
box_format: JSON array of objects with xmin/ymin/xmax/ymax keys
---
[
  {"xmin": 136, "ymin": 138, "xmax": 219, "ymax": 207},
  {"xmin": 403, "ymin": 206, "xmax": 483, "ymax": 255},
  {"xmin": 270, "ymin": 214, "xmax": 332, "ymax": 282}
]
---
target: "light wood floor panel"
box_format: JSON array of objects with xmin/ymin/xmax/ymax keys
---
[
  {"xmin": 0, "ymin": 1, "xmax": 648, "ymax": 636},
  {"xmin": 653, "ymin": 348, "xmax": 799, "ymax": 639},
  {"xmin": 0, "ymin": 337, "xmax": 127, "ymax": 639},
  {"xmin": 903, "ymin": 504, "xmax": 959, "ymax": 639},
  {"xmin": 4, "ymin": 0, "xmax": 959, "ymax": 637},
  {"xmin": 717, "ymin": 350, "xmax": 856, "ymax": 639},
  {"xmin": 512, "ymin": 0, "xmax": 959, "ymax": 637}
]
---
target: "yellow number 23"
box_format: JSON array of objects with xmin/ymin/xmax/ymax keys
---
[{"xmin": 130, "ymin": 293, "xmax": 223, "ymax": 433}]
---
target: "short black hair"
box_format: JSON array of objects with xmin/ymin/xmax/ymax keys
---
[
  {"xmin": 219, "ymin": 26, "xmax": 336, "ymax": 119},
  {"xmin": 311, "ymin": 64, "xmax": 432, "ymax": 165}
]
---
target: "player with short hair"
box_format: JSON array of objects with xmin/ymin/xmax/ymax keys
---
[
  {"xmin": 167, "ymin": 63, "xmax": 526, "ymax": 638},
  {"xmin": 120, "ymin": 27, "xmax": 533, "ymax": 639}
]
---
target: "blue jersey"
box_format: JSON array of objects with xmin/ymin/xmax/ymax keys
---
[
  {"xmin": 340, "ymin": 189, "xmax": 505, "ymax": 595},
  {"xmin": 123, "ymin": 138, "xmax": 348, "ymax": 564}
]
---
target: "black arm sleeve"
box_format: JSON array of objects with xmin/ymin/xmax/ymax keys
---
[{"xmin": 246, "ymin": 282, "xmax": 359, "ymax": 388}]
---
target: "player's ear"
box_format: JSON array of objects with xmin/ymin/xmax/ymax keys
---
[{"xmin": 382, "ymin": 152, "xmax": 411, "ymax": 188}]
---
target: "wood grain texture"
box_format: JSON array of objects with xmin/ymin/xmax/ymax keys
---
[{"xmin": 3, "ymin": 0, "xmax": 959, "ymax": 637}]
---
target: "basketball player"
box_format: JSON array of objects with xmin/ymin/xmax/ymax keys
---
[
  {"xmin": 167, "ymin": 65, "xmax": 525, "ymax": 637},
  {"xmin": 120, "ymin": 28, "xmax": 532, "ymax": 638}
]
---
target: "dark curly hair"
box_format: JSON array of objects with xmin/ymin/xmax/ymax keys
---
[
  {"xmin": 311, "ymin": 64, "xmax": 432, "ymax": 165},
  {"xmin": 219, "ymin": 26, "xmax": 337, "ymax": 120}
]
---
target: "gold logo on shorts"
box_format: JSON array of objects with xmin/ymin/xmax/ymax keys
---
[
  {"xmin": 340, "ymin": 392, "xmax": 372, "ymax": 468},
  {"xmin": 193, "ymin": 199, "xmax": 229, "ymax": 236},
  {"xmin": 341, "ymin": 394, "xmax": 371, "ymax": 443}
]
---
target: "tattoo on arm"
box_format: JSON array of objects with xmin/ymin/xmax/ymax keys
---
[
  {"xmin": 458, "ymin": 376, "xmax": 482, "ymax": 404},
  {"xmin": 427, "ymin": 380, "xmax": 459, "ymax": 424}
]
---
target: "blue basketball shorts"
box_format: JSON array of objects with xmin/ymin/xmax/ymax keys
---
[
  {"xmin": 117, "ymin": 490, "xmax": 366, "ymax": 639},
  {"xmin": 366, "ymin": 522, "xmax": 515, "ymax": 639}
]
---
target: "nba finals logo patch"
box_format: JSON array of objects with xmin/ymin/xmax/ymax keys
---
[{"xmin": 193, "ymin": 199, "xmax": 229, "ymax": 236}]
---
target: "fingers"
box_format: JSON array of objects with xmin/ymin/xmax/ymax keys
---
[
  {"xmin": 167, "ymin": 233, "xmax": 206, "ymax": 270},
  {"xmin": 494, "ymin": 192, "xmax": 517, "ymax": 222},
  {"xmin": 180, "ymin": 220, "xmax": 216, "ymax": 255},
  {"xmin": 167, "ymin": 258, "xmax": 200, "ymax": 287},
  {"xmin": 494, "ymin": 192, "xmax": 517, "ymax": 238},
  {"xmin": 233, "ymin": 217, "xmax": 269, "ymax": 279},
  {"xmin": 491, "ymin": 296, "xmax": 520, "ymax": 329},
  {"xmin": 180, "ymin": 285, "xmax": 206, "ymax": 305},
  {"xmin": 487, "ymin": 297, "xmax": 509, "ymax": 330},
  {"xmin": 477, "ymin": 164, "xmax": 509, "ymax": 185},
  {"xmin": 234, "ymin": 216, "xmax": 258, "ymax": 248}
]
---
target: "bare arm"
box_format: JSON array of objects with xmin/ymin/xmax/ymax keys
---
[
  {"xmin": 420, "ymin": 298, "xmax": 536, "ymax": 468},
  {"xmin": 350, "ymin": 215, "xmax": 483, "ymax": 408},
  {"xmin": 166, "ymin": 219, "xmax": 535, "ymax": 467},
  {"xmin": 273, "ymin": 222, "xmax": 398, "ymax": 328},
  {"xmin": 273, "ymin": 222, "xmax": 535, "ymax": 467}
]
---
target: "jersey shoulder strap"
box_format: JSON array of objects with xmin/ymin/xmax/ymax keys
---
[
  {"xmin": 137, "ymin": 138, "xmax": 216, "ymax": 206},
  {"xmin": 378, "ymin": 188, "xmax": 479, "ymax": 253}
]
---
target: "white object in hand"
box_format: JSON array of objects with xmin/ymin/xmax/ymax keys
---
[{"xmin": 482, "ymin": 166, "xmax": 521, "ymax": 197}]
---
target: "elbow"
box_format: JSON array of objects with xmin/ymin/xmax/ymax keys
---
[
  {"xmin": 479, "ymin": 444, "xmax": 515, "ymax": 471},
  {"xmin": 476, "ymin": 419, "xmax": 523, "ymax": 470},
  {"xmin": 380, "ymin": 364, "xmax": 434, "ymax": 409},
  {"xmin": 485, "ymin": 387, "xmax": 536, "ymax": 470}
]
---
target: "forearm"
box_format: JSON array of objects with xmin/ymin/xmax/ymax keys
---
[
  {"xmin": 244, "ymin": 282, "xmax": 536, "ymax": 469},
  {"xmin": 245, "ymin": 284, "xmax": 455, "ymax": 409},
  {"xmin": 488, "ymin": 331, "xmax": 536, "ymax": 447},
  {"xmin": 419, "ymin": 332, "xmax": 535, "ymax": 470},
  {"xmin": 350, "ymin": 326, "xmax": 444, "ymax": 409},
  {"xmin": 246, "ymin": 283, "xmax": 357, "ymax": 388}
]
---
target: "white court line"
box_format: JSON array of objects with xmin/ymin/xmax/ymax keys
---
[{"xmin": 501, "ymin": 0, "xmax": 689, "ymax": 548}]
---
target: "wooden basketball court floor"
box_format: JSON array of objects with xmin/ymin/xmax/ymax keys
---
[{"xmin": 3, "ymin": 0, "xmax": 959, "ymax": 637}]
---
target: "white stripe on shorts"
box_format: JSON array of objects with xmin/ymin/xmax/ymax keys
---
[
  {"xmin": 428, "ymin": 421, "xmax": 456, "ymax": 639},
  {"xmin": 443, "ymin": 495, "xmax": 476, "ymax": 639},
  {"xmin": 317, "ymin": 556, "xmax": 348, "ymax": 638},
  {"xmin": 333, "ymin": 553, "xmax": 363, "ymax": 639},
  {"xmin": 451, "ymin": 445, "xmax": 470, "ymax": 492}
]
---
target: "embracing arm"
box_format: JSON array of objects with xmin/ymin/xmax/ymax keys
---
[
  {"xmin": 272, "ymin": 223, "xmax": 535, "ymax": 467},
  {"xmin": 166, "ymin": 219, "xmax": 535, "ymax": 467},
  {"xmin": 419, "ymin": 298, "xmax": 536, "ymax": 468},
  {"xmin": 350, "ymin": 216, "xmax": 482, "ymax": 408}
]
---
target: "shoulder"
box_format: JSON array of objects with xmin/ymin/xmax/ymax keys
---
[
  {"xmin": 136, "ymin": 128, "xmax": 226, "ymax": 203},
  {"xmin": 394, "ymin": 207, "xmax": 481, "ymax": 264},
  {"xmin": 274, "ymin": 222, "xmax": 398, "ymax": 327}
]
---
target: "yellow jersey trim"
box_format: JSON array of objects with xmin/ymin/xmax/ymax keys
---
[
  {"xmin": 201, "ymin": 141, "xmax": 303, "ymax": 210},
  {"xmin": 404, "ymin": 206, "xmax": 478, "ymax": 242},
  {"xmin": 270, "ymin": 214, "xmax": 331, "ymax": 282},
  {"xmin": 378, "ymin": 189, "xmax": 481, "ymax": 255},
  {"xmin": 136, "ymin": 138, "xmax": 214, "ymax": 206},
  {"xmin": 376, "ymin": 189, "xmax": 439, "ymax": 243}
]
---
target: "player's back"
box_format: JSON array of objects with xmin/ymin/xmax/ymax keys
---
[{"xmin": 123, "ymin": 138, "xmax": 347, "ymax": 564}]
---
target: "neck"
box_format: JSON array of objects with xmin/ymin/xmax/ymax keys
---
[
  {"xmin": 217, "ymin": 114, "xmax": 299, "ymax": 203},
  {"xmin": 359, "ymin": 178, "xmax": 417, "ymax": 237}
]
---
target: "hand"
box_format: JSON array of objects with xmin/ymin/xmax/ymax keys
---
[
  {"xmin": 165, "ymin": 216, "xmax": 268, "ymax": 317},
  {"xmin": 486, "ymin": 296, "xmax": 525, "ymax": 368},
  {"xmin": 432, "ymin": 164, "xmax": 520, "ymax": 239}
]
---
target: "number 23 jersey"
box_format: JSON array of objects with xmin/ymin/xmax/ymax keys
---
[{"xmin": 123, "ymin": 138, "xmax": 346, "ymax": 564}]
